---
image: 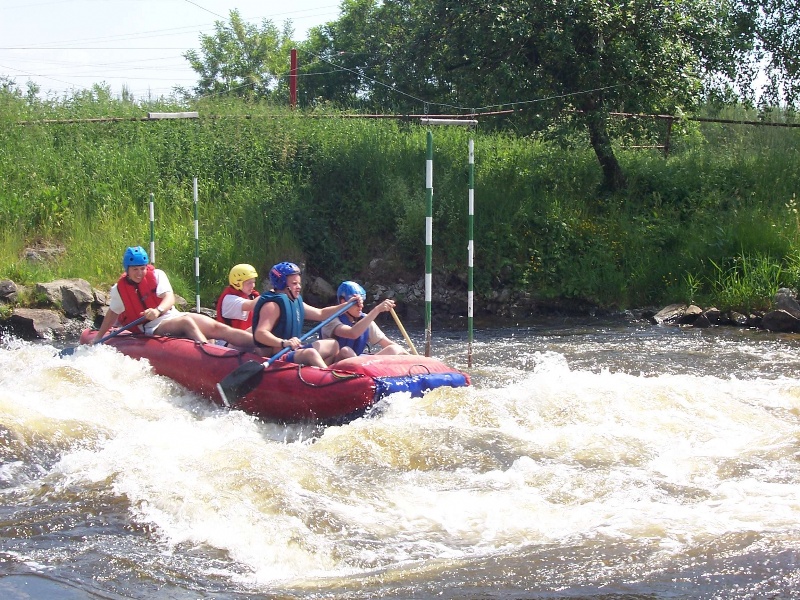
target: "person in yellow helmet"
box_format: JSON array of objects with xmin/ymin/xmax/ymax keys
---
[{"xmin": 215, "ymin": 264, "xmax": 259, "ymax": 331}]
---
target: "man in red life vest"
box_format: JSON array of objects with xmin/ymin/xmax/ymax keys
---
[{"xmin": 91, "ymin": 246, "xmax": 255, "ymax": 348}]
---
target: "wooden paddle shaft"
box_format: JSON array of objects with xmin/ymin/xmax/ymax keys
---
[{"xmin": 390, "ymin": 308, "xmax": 418, "ymax": 355}]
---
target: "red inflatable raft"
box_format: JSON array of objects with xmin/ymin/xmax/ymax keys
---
[{"xmin": 78, "ymin": 329, "xmax": 470, "ymax": 423}]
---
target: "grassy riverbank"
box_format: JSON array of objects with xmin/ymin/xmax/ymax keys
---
[{"xmin": 1, "ymin": 87, "xmax": 800, "ymax": 313}]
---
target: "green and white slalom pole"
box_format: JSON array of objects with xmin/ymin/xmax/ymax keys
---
[
  {"xmin": 193, "ymin": 177, "xmax": 201, "ymax": 313},
  {"xmin": 419, "ymin": 117, "xmax": 478, "ymax": 359},
  {"xmin": 425, "ymin": 130, "xmax": 433, "ymax": 357},
  {"xmin": 468, "ymin": 138, "xmax": 475, "ymax": 368},
  {"xmin": 149, "ymin": 192, "xmax": 156, "ymax": 264}
]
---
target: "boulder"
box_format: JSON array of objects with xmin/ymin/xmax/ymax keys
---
[
  {"xmin": 34, "ymin": 279, "xmax": 94, "ymax": 318},
  {"xmin": 728, "ymin": 311, "xmax": 749, "ymax": 326},
  {"xmin": 303, "ymin": 276, "xmax": 336, "ymax": 305},
  {"xmin": 652, "ymin": 303, "xmax": 688, "ymax": 325},
  {"xmin": 23, "ymin": 244, "xmax": 65, "ymax": 263},
  {"xmin": 693, "ymin": 313, "xmax": 712, "ymax": 328},
  {"xmin": 677, "ymin": 304, "xmax": 703, "ymax": 324},
  {"xmin": 0, "ymin": 279, "xmax": 17, "ymax": 303},
  {"xmin": 93, "ymin": 288, "xmax": 109, "ymax": 307},
  {"xmin": 760, "ymin": 309, "xmax": 799, "ymax": 332},
  {"xmin": 8, "ymin": 308, "xmax": 65, "ymax": 339},
  {"xmin": 774, "ymin": 288, "xmax": 800, "ymax": 319},
  {"xmin": 747, "ymin": 312, "xmax": 763, "ymax": 328}
]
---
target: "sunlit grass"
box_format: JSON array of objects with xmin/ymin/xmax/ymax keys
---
[
  {"xmin": 708, "ymin": 254, "xmax": 787, "ymax": 313},
  {"xmin": 1, "ymin": 87, "xmax": 800, "ymax": 312}
]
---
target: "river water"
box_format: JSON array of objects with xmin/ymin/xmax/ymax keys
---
[{"xmin": 1, "ymin": 316, "xmax": 799, "ymax": 599}]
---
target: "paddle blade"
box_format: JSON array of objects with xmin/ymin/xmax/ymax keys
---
[
  {"xmin": 58, "ymin": 316, "xmax": 147, "ymax": 359},
  {"xmin": 217, "ymin": 360, "xmax": 265, "ymax": 408}
]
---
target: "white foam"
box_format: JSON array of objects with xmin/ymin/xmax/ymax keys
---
[{"xmin": 2, "ymin": 340, "xmax": 799, "ymax": 586}]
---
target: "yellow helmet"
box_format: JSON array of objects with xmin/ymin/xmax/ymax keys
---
[{"xmin": 228, "ymin": 264, "xmax": 258, "ymax": 290}]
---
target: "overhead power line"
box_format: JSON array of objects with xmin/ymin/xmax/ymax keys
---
[
  {"xmin": 182, "ymin": 0, "xmax": 227, "ymax": 19},
  {"xmin": 297, "ymin": 49, "xmax": 634, "ymax": 116},
  {"xmin": 0, "ymin": 3, "xmax": 340, "ymax": 97}
]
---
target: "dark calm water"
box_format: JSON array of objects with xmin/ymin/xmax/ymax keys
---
[{"xmin": 2, "ymin": 316, "xmax": 799, "ymax": 599}]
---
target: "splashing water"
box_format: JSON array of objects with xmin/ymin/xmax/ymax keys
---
[{"xmin": 1, "ymin": 321, "xmax": 799, "ymax": 598}]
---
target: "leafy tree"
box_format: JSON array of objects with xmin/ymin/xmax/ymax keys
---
[
  {"xmin": 296, "ymin": 3, "xmax": 371, "ymax": 108},
  {"xmin": 299, "ymin": 0, "xmax": 440, "ymax": 111},
  {"xmin": 187, "ymin": 2, "xmax": 799, "ymax": 192},
  {"xmin": 184, "ymin": 10, "xmax": 294, "ymax": 99},
  {"xmin": 741, "ymin": 0, "xmax": 800, "ymax": 107},
  {"xmin": 302, "ymin": 0, "xmax": 763, "ymax": 193}
]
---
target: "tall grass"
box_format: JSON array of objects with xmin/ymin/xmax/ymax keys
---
[{"xmin": 1, "ymin": 87, "xmax": 800, "ymax": 312}]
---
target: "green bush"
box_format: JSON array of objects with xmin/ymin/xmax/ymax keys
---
[{"xmin": 1, "ymin": 87, "xmax": 799, "ymax": 314}]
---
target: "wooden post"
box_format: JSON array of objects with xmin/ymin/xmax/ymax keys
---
[
  {"xmin": 290, "ymin": 48, "xmax": 298, "ymax": 109},
  {"xmin": 664, "ymin": 117, "xmax": 673, "ymax": 158}
]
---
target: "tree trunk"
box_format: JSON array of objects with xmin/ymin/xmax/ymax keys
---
[{"xmin": 586, "ymin": 113, "xmax": 626, "ymax": 193}]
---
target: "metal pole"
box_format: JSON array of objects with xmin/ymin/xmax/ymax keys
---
[
  {"xmin": 425, "ymin": 131, "xmax": 433, "ymax": 357},
  {"xmin": 149, "ymin": 193, "xmax": 156, "ymax": 265},
  {"xmin": 193, "ymin": 178, "xmax": 200, "ymax": 312},
  {"xmin": 468, "ymin": 139, "xmax": 474, "ymax": 367}
]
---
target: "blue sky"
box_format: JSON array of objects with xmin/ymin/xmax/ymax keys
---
[{"xmin": 0, "ymin": 0, "xmax": 340, "ymax": 99}]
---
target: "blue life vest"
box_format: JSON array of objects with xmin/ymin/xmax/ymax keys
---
[
  {"xmin": 252, "ymin": 291, "xmax": 305, "ymax": 348},
  {"xmin": 334, "ymin": 313, "xmax": 369, "ymax": 355}
]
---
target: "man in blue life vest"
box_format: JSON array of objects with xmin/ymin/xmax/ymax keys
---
[
  {"xmin": 321, "ymin": 281, "xmax": 409, "ymax": 362},
  {"xmin": 251, "ymin": 262, "xmax": 343, "ymax": 367},
  {"xmin": 91, "ymin": 246, "xmax": 255, "ymax": 349}
]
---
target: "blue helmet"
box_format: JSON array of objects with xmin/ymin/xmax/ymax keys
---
[
  {"xmin": 269, "ymin": 262, "xmax": 301, "ymax": 290},
  {"xmin": 337, "ymin": 281, "xmax": 366, "ymax": 302},
  {"xmin": 123, "ymin": 246, "xmax": 149, "ymax": 269}
]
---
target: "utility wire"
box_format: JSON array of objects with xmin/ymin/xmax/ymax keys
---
[
  {"xmin": 189, "ymin": 47, "xmax": 631, "ymax": 114},
  {"xmin": 297, "ymin": 48, "xmax": 454, "ymax": 110},
  {"xmin": 182, "ymin": 0, "xmax": 227, "ymax": 19},
  {"xmin": 1, "ymin": 4, "xmax": 339, "ymax": 97},
  {"xmin": 297, "ymin": 48, "xmax": 632, "ymax": 116}
]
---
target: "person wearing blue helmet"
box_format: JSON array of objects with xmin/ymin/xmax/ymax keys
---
[
  {"xmin": 321, "ymin": 281, "xmax": 408, "ymax": 362},
  {"xmin": 251, "ymin": 261, "xmax": 344, "ymax": 367},
  {"xmin": 91, "ymin": 246, "xmax": 256, "ymax": 349}
]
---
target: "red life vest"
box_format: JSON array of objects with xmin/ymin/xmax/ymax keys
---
[
  {"xmin": 116, "ymin": 264, "xmax": 161, "ymax": 331},
  {"xmin": 215, "ymin": 286, "xmax": 258, "ymax": 329}
]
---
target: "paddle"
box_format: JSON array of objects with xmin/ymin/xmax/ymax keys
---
[
  {"xmin": 216, "ymin": 299, "xmax": 357, "ymax": 408},
  {"xmin": 390, "ymin": 307, "xmax": 419, "ymax": 355},
  {"xmin": 59, "ymin": 315, "xmax": 148, "ymax": 357}
]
